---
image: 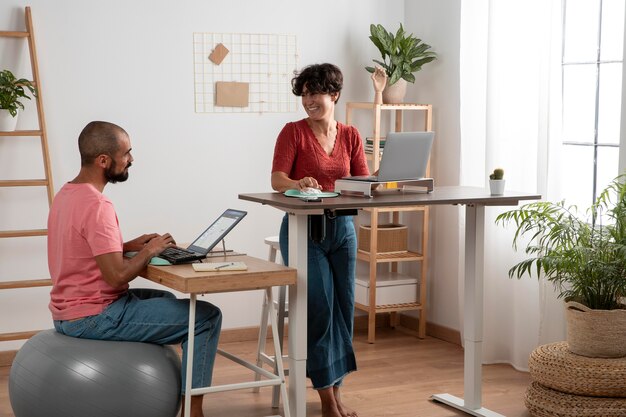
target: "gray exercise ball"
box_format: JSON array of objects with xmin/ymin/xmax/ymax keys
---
[{"xmin": 9, "ymin": 329, "xmax": 181, "ymax": 417}]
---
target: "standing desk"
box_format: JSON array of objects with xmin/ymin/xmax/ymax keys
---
[
  {"xmin": 239, "ymin": 186, "xmax": 540, "ymax": 417},
  {"xmin": 140, "ymin": 254, "xmax": 296, "ymax": 417}
]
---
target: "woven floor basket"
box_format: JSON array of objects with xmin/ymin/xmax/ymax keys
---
[
  {"xmin": 525, "ymin": 382, "xmax": 626, "ymax": 417},
  {"xmin": 566, "ymin": 301, "xmax": 626, "ymax": 358},
  {"xmin": 529, "ymin": 342, "xmax": 626, "ymax": 397}
]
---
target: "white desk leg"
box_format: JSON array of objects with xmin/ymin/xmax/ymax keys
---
[
  {"xmin": 288, "ymin": 213, "xmax": 308, "ymax": 417},
  {"xmin": 184, "ymin": 293, "xmax": 196, "ymax": 417},
  {"xmin": 432, "ymin": 205, "xmax": 504, "ymax": 417}
]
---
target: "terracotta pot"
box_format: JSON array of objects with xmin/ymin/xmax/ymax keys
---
[
  {"xmin": 382, "ymin": 79, "xmax": 408, "ymax": 104},
  {"xmin": 565, "ymin": 300, "xmax": 626, "ymax": 358},
  {"xmin": 0, "ymin": 109, "xmax": 18, "ymax": 131}
]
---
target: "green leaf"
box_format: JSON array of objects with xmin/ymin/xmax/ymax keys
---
[
  {"xmin": 401, "ymin": 73, "xmax": 415, "ymax": 83},
  {"xmin": 369, "ymin": 35, "xmax": 387, "ymax": 59},
  {"xmin": 388, "ymin": 66, "xmax": 402, "ymax": 86}
]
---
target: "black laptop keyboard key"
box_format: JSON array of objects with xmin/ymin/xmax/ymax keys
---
[{"xmin": 159, "ymin": 247, "xmax": 198, "ymax": 260}]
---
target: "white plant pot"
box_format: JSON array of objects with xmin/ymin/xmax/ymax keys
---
[
  {"xmin": 489, "ymin": 179, "xmax": 505, "ymax": 195},
  {"xmin": 382, "ymin": 79, "xmax": 408, "ymax": 104},
  {"xmin": 0, "ymin": 109, "xmax": 18, "ymax": 131}
]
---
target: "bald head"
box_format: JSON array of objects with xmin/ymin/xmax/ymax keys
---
[{"xmin": 78, "ymin": 121, "xmax": 128, "ymax": 166}]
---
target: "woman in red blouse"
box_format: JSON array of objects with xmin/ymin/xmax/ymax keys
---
[{"xmin": 271, "ymin": 63, "xmax": 369, "ymax": 417}]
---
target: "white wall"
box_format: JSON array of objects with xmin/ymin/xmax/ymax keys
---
[
  {"xmin": 0, "ymin": 0, "xmax": 407, "ymax": 351},
  {"xmin": 404, "ymin": 1, "xmax": 462, "ymax": 331}
]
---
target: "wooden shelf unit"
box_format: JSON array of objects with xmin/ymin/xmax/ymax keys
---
[
  {"xmin": 0, "ymin": 7, "xmax": 54, "ymax": 343},
  {"xmin": 346, "ymin": 101, "xmax": 432, "ymax": 343}
]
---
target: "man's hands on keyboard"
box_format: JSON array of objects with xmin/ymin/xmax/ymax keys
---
[
  {"xmin": 160, "ymin": 246, "xmax": 195, "ymax": 259},
  {"xmin": 143, "ymin": 233, "xmax": 176, "ymax": 258}
]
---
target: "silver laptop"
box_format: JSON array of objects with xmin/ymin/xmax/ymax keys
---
[{"xmin": 345, "ymin": 131, "xmax": 434, "ymax": 182}]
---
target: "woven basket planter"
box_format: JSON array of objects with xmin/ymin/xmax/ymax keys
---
[
  {"xmin": 566, "ymin": 301, "xmax": 626, "ymax": 358},
  {"xmin": 529, "ymin": 342, "xmax": 626, "ymax": 397},
  {"xmin": 525, "ymin": 382, "xmax": 626, "ymax": 417}
]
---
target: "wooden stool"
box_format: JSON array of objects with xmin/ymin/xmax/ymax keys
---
[{"xmin": 253, "ymin": 236, "xmax": 289, "ymax": 408}]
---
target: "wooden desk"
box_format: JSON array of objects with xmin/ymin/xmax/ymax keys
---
[
  {"xmin": 141, "ymin": 255, "xmax": 296, "ymax": 417},
  {"xmin": 239, "ymin": 186, "xmax": 540, "ymax": 417}
]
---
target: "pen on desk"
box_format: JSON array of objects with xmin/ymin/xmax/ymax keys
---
[{"xmin": 215, "ymin": 262, "xmax": 234, "ymax": 270}]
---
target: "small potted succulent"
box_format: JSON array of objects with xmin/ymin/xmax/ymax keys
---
[
  {"xmin": 0, "ymin": 69, "xmax": 37, "ymax": 131},
  {"xmin": 489, "ymin": 168, "xmax": 505, "ymax": 195},
  {"xmin": 365, "ymin": 23, "xmax": 436, "ymax": 103}
]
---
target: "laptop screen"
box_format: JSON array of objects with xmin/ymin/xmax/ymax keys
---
[
  {"xmin": 187, "ymin": 209, "xmax": 247, "ymax": 255},
  {"xmin": 377, "ymin": 131, "xmax": 434, "ymax": 182}
]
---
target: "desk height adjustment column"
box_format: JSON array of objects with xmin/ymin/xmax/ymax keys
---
[
  {"xmin": 288, "ymin": 213, "xmax": 309, "ymax": 417},
  {"xmin": 431, "ymin": 204, "xmax": 504, "ymax": 417}
]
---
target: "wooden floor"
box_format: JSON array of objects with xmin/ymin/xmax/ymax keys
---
[{"xmin": 0, "ymin": 328, "xmax": 531, "ymax": 417}]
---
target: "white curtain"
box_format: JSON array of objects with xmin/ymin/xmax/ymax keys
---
[{"xmin": 459, "ymin": 0, "xmax": 567, "ymax": 370}]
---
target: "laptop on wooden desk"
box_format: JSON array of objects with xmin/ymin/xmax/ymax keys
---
[{"xmin": 157, "ymin": 209, "xmax": 247, "ymax": 264}]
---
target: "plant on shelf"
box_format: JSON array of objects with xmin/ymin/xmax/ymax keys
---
[
  {"xmin": 0, "ymin": 69, "xmax": 37, "ymax": 118},
  {"xmin": 496, "ymin": 174, "xmax": 626, "ymax": 357},
  {"xmin": 365, "ymin": 23, "xmax": 437, "ymax": 87}
]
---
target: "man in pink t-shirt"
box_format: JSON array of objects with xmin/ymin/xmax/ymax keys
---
[{"xmin": 47, "ymin": 121, "xmax": 221, "ymax": 417}]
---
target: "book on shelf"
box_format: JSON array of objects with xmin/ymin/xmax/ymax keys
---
[
  {"xmin": 364, "ymin": 146, "xmax": 383, "ymax": 155},
  {"xmin": 365, "ymin": 136, "xmax": 386, "ymax": 147}
]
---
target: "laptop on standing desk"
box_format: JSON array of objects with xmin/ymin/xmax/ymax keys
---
[
  {"xmin": 335, "ymin": 131, "xmax": 435, "ymax": 196},
  {"xmin": 344, "ymin": 131, "xmax": 434, "ymax": 181}
]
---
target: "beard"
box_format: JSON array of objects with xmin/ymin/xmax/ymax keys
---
[{"xmin": 105, "ymin": 159, "xmax": 131, "ymax": 184}]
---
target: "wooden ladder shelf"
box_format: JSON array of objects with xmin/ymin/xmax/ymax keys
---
[{"xmin": 0, "ymin": 7, "xmax": 54, "ymax": 342}]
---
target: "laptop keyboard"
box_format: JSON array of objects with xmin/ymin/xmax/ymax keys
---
[{"xmin": 159, "ymin": 246, "xmax": 201, "ymax": 263}]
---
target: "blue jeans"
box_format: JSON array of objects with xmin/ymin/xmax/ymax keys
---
[
  {"xmin": 54, "ymin": 288, "xmax": 222, "ymax": 394},
  {"xmin": 279, "ymin": 213, "xmax": 358, "ymax": 389}
]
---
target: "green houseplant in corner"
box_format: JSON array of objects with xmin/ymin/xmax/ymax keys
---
[
  {"xmin": 496, "ymin": 174, "xmax": 626, "ymax": 358},
  {"xmin": 0, "ymin": 69, "xmax": 37, "ymax": 131},
  {"xmin": 365, "ymin": 23, "xmax": 436, "ymax": 103}
]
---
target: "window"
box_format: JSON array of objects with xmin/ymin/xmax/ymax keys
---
[{"xmin": 560, "ymin": 0, "xmax": 624, "ymax": 209}]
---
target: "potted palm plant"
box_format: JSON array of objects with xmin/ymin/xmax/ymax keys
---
[
  {"xmin": 496, "ymin": 174, "xmax": 626, "ymax": 358},
  {"xmin": 365, "ymin": 23, "xmax": 436, "ymax": 103},
  {"xmin": 0, "ymin": 69, "xmax": 37, "ymax": 131}
]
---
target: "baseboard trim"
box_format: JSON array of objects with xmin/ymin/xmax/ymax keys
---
[
  {"xmin": 218, "ymin": 325, "xmax": 266, "ymax": 344},
  {"xmin": 0, "ymin": 319, "xmax": 460, "ymax": 367},
  {"xmin": 353, "ymin": 313, "xmax": 461, "ymax": 346},
  {"xmin": 397, "ymin": 314, "xmax": 462, "ymax": 346},
  {"xmin": 0, "ymin": 350, "xmax": 16, "ymax": 367}
]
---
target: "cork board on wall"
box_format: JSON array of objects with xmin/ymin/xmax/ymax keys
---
[{"xmin": 193, "ymin": 32, "xmax": 298, "ymax": 113}]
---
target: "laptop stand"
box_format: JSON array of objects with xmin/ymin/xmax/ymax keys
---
[{"xmin": 334, "ymin": 178, "xmax": 434, "ymax": 198}]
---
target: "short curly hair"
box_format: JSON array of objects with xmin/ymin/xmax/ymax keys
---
[{"xmin": 291, "ymin": 63, "xmax": 343, "ymax": 103}]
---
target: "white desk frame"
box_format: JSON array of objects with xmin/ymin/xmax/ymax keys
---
[
  {"xmin": 430, "ymin": 204, "xmax": 505, "ymax": 417},
  {"xmin": 239, "ymin": 187, "xmax": 540, "ymax": 417}
]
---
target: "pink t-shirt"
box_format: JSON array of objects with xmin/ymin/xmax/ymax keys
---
[
  {"xmin": 272, "ymin": 119, "xmax": 369, "ymax": 191},
  {"xmin": 47, "ymin": 183, "xmax": 127, "ymax": 321}
]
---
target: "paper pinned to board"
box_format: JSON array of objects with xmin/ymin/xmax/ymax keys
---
[
  {"xmin": 215, "ymin": 81, "xmax": 249, "ymax": 107},
  {"xmin": 209, "ymin": 43, "xmax": 229, "ymax": 65}
]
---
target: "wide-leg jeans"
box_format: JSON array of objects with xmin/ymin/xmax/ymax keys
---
[
  {"xmin": 279, "ymin": 213, "xmax": 358, "ymax": 389},
  {"xmin": 54, "ymin": 288, "xmax": 222, "ymax": 393}
]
